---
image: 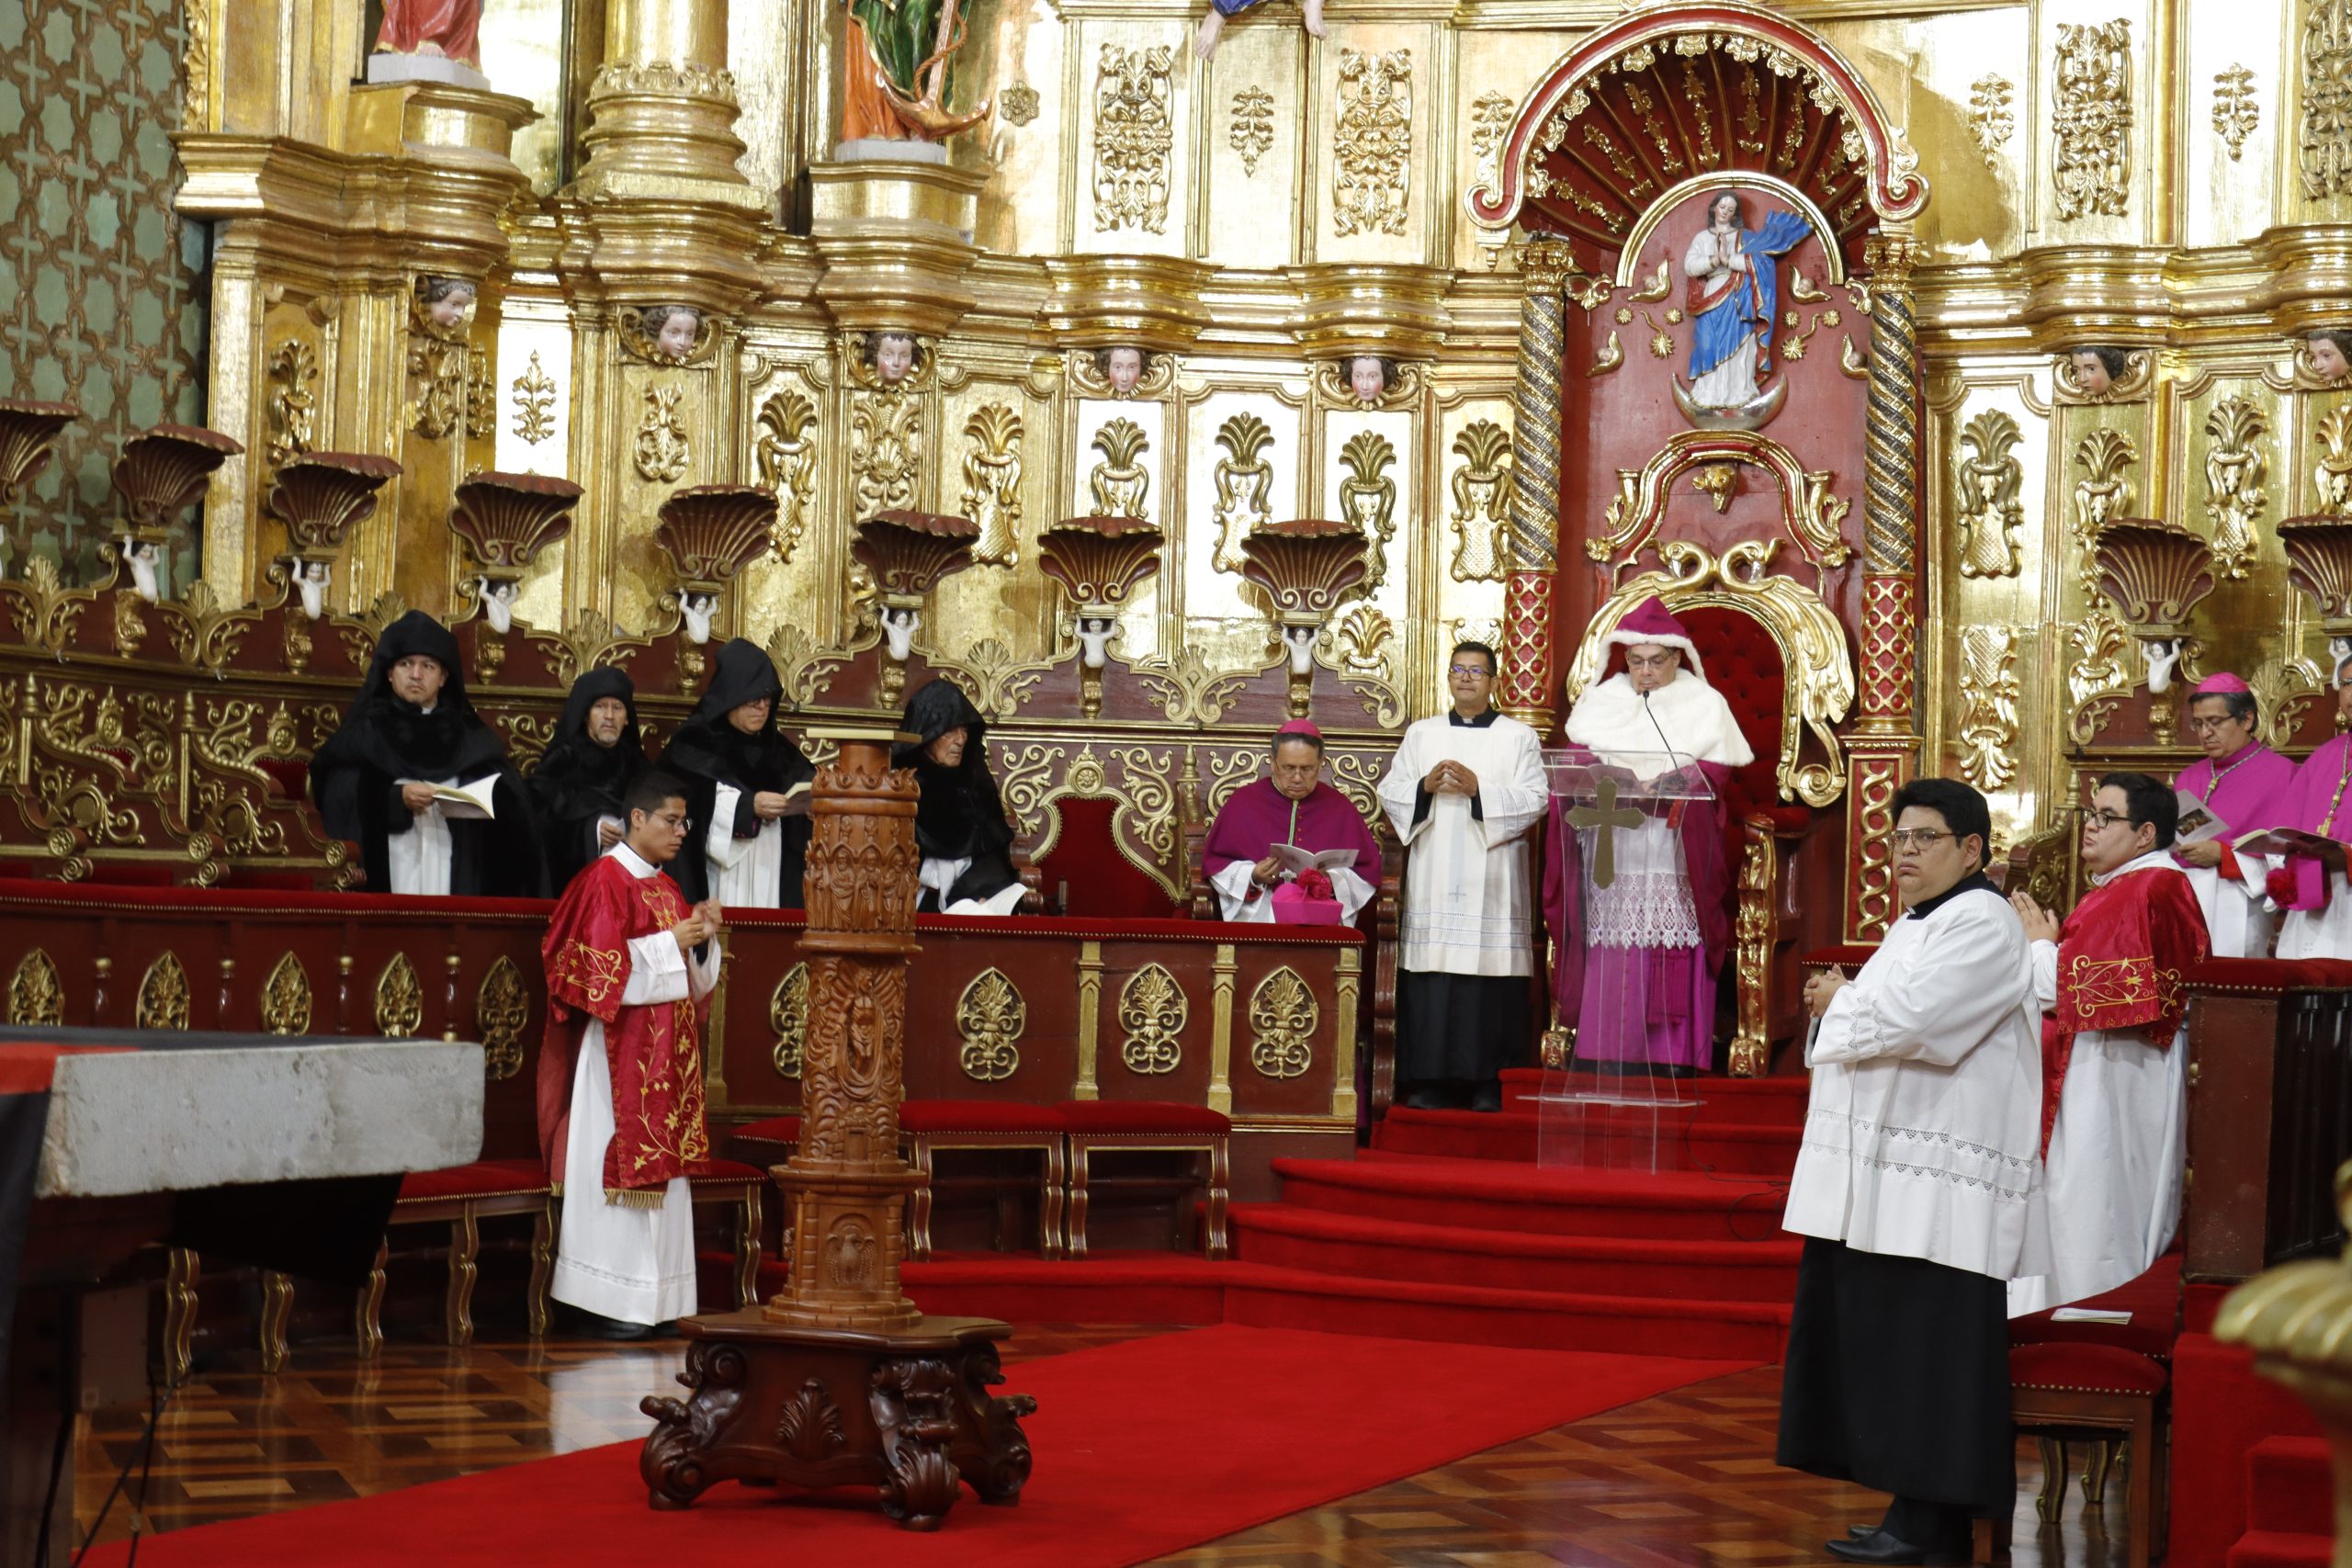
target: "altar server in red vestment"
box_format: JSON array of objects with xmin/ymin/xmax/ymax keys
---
[
  {"xmin": 1204, "ymin": 720, "xmax": 1382, "ymax": 925},
  {"xmin": 539, "ymin": 772, "xmax": 721, "ymax": 1337},
  {"xmin": 2269, "ymin": 682, "xmax": 2352, "ymax": 959},
  {"xmin": 2009, "ymin": 773, "xmax": 2209, "ymax": 1316},
  {"xmin": 1779, "ymin": 779, "xmax": 2043, "ymax": 1566},
  {"xmin": 2171, "ymin": 672, "xmax": 2294, "ymax": 956}
]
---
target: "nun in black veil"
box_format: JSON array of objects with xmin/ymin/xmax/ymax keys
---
[
  {"xmin": 309, "ymin": 610, "xmax": 544, "ymax": 897},
  {"xmin": 527, "ymin": 668, "xmax": 648, "ymax": 894},
  {"xmin": 662, "ymin": 638, "xmax": 814, "ymax": 908},
  {"xmin": 894, "ymin": 681, "xmax": 1027, "ymax": 916}
]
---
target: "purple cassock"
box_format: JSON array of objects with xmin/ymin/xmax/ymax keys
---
[
  {"xmin": 2271, "ymin": 733, "xmax": 2352, "ymax": 913},
  {"xmin": 1204, "ymin": 779, "xmax": 1381, "ymax": 924}
]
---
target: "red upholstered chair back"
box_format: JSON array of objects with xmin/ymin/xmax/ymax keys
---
[{"xmin": 1032, "ymin": 796, "xmax": 1178, "ymax": 919}]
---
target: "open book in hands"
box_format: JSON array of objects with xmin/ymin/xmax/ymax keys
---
[
  {"xmin": 2173, "ymin": 789, "xmax": 2227, "ymax": 846},
  {"xmin": 426, "ymin": 779, "xmax": 498, "ymax": 820},
  {"xmin": 1268, "ymin": 842, "xmax": 1359, "ymax": 877},
  {"xmin": 2230, "ymin": 827, "xmax": 2346, "ymax": 862}
]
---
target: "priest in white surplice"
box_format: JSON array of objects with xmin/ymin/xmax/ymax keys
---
[
  {"xmin": 539, "ymin": 772, "xmax": 721, "ymax": 1337},
  {"xmin": 1376, "ymin": 640, "xmax": 1547, "ymax": 1111}
]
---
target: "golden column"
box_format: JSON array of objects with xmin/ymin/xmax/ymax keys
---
[
  {"xmin": 641, "ymin": 728, "xmax": 1035, "ymax": 1531},
  {"xmin": 1845, "ymin": 231, "xmax": 1924, "ymax": 942},
  {"xmin": 1500, "ymin": 243, "xmax": 1571, "ymax": 733}
]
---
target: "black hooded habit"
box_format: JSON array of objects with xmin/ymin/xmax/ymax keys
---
[
  {"xmin": 309, "ymin": 610, "xmax": 544, "ymax": 897},
  {"xmin": 892, "ymin": 680, "xmax": 1021, "ymax": 912},
  {"xmin": 662, "ymin": 638, "xmax": 814, "ymax": 908},
  {"xmin": 527, "ymin": 667, "xmax": 648, "ymax": 893}
]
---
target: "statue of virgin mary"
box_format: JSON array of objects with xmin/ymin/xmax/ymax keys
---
[{"xmin": 1679, "ymin": 191, "xmax": 1812, "ymax": 412}]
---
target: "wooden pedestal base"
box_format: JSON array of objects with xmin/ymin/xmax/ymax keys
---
[{"xmin": 639, "ymin": 1310, "xmax": 1035, "ymax": 1530}]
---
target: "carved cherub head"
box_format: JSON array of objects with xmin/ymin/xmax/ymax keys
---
[
  {"xmin": 864, "ymin": 331, "xmax": 920, "ymax": 386},
  {"xmin": 1346, "ymin": 355, "xmax": 1397, "ymax": 405},
  {"xmin": 2068, "ymin": 345, "xmax": 2130, "ymax": 395},
  {"xmin": 2309, "ymin": 329, "xmax": 2352, "ymax": 382},
  {"xmin": 642, "ymin": 305, "xmax": 702, "ymax": 363},
  {"xmin": 418, "ymin": 276, "xmax": 477, "ymax": 331},
  {"xmin": 1095, "ymin": 344, "xmax": 1151, "ymax": 395}
]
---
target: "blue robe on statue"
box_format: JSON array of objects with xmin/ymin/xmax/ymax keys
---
[{"xmin": 1687, "ymin": 209, "xmax": 1813, "ymax": 382}]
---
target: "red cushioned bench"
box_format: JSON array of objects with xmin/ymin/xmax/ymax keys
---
[
  {"xmin": 1982, "ymin": 1342, "xmax": 2170, "ymax": 1568},
  {"xmin": 1057, "ymin": 1100, "xmax": 1230, "ymax": 1261}
]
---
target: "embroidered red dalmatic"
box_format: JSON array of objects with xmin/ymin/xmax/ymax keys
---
[
  {"xmin": 537, "ymin": 854, "xmax": 708, "ymax": 1201},
  {"xmin": 2042, "ymin": 864, "xmax": 2208, "ymax": 1150}
]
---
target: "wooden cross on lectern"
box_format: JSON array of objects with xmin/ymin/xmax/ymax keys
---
[{"xmin": 1566, "ymin": 775, "xmax": 1645, "ymax": 888}]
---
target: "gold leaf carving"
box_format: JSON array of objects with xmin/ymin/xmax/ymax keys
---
[
  {"xmin": 1448, "ymin": 421, "xmax": 1512, "ymax": 583},
  {"xmin": 137, "ymin": 952, "xmax": 190, "ymax": 1031},
  {"xmin": 2214, "ymin": 64, "xmax": 2260, "ymax": 161},
  {"xmin": 1468, "ymin": 88, "xmax": 1514, "ymax": 186},
  {"xmin": 1338, "ymin": 430, "xmax": 1398, "ymax": 594},
  {"xmin": 2301, "ymin": 1, "xmax": 2352, "ymax": 198},
  {"xmin": 1089, "ymin": 418, "xmax": 1151, "ymax": 519},
  {"xmin": 375, "ymin": 952, "xmax": 424, "ymax": 1038},
  {"xmin": 1334, "ymin": 49, "xmax": 1412, "ymax": 237},
  {"xmin": 2067, "ymin": 602, "xmax": 2135, "ymax": 744},
  {"xmin": 2071, "ymin": 427, "xmax": 2138, "ymax": 561},
  {"xmin": 1956, "ymin": 627, "xmax": 2020, "ymax": 791},
  {"xmin": 633, "ymin": 383, "xmax": 690, "ymax": 483},
  {"xmin": 1956, "ymin": 410, "xmax": 2026, "ymax": 579},
  {"xmin": 1094, "ymin": 44, "xmax": 1174, "ymax": 233},
  {"xmin": 1248, "ymin": 965, "xmax": 1318, "ymax": 1080},
  {"xmin": 266, "ymin": 340, "xmax": 319, "ymax": 468},
  {"xmin": 770, "ymin": 961, "xmax": 808, "ymax": 1078},
  {"xmin": 1230, "ymin": 85, "xmax": 1274, "ymax": 176},
  {"xmin": 2317, "ymin": 406, "xmax": 2352, "ymax": 516},
  {"xmin": 476, "ymin": 955, "xmax": 528, "ymax": 1080},
  {"xmin": 2052, "ymin": 20, "xmax": 2132, "ymax": 220},
  {"xmin": 512, "ymin": 351, "xmax": 558, "ymax": 446},
  {"xmin": 260, "ymin": 951, "xmax": 311, "ymax": 1035},
  {"xmin": 958, "ymin": 403, "xmax": 1024, "ymax": 567},
  {"xmin": 1118, "ymin": 962, "xmax": 1187, "ymax": 1075},
  {"xmin": 955, "ymin": 967, "xmax": 1025, "ymax": 1082},
  {"xmin": 1211, "ymin": 413, "xmax": 1275, "ymax": 573},
  {"xmin": 1589, "ymin": 330, "xmax": 1624, "ymax": 378},
  {"xmin": 850, "ymin": 383, "xmax": 922, "ymax": 515},
  {"xmin": 2202, "ymin": 397, "xmax": 2269, "ymax": 581},
  {"xmin": 8, "ymin": 948, "xmax": 62, "ymax": 1026},
  {"xmin": 1969, "ymin": 74, "xmax": 2015, "ymax": 164},
  {"xmin": 754, "ymin": 389, "xmax": 819, "ymax": 562},
  {"xmin": 1000, "ymin": 82, "xmax": 1040, "ymax": 127}
]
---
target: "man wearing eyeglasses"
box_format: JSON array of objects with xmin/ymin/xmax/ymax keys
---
[
  {"xmin": 2269, "ymin": 682, "xmax": 2352, "ymax": 959},
  {"xmin": 538, "ymin": 770, "xmax": 726, "ymax": 1338},
  {"xmin": 2007, "ymin": 773, "xmax": 2208, "ymax": 1318},
  {"xmin": 2170, "ymin": 672, "xmax": 2294, "ymax": 956},
  {"xmin": 1375, "ymin": 640, "xmax": 1548, "ymax": 1111},
  {"xmin": 1778, "ymin": 778, "xmax": 2042, "ymax": 1567}
]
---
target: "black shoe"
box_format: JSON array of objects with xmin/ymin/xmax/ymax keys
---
[
  {"xmin": 1398, "ymin": 1086, "xmax": 1443, "ymax": 1111},
  {"xmin": 1824, "ymin": 1531, "xmax": 1965, "ymax": 1567},
  {"xmin": 568, "ymin": 1309, "xmax": 653, "ymax": 1341},
  {"xmin": 1468, "ymin": 1082, "xmax": 1502, "ymax": 1112},
  {"xmin": 1849, "ymin": 1525, "xmax": 1881, "ymax": 1540}
]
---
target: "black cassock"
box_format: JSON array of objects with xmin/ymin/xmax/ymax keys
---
[
  {"xmin": 893, "ymin": 680, "xmax": 1022, "ymax": 912},
  {"xmin": 526, "ymin": 668, "xmax": 646, "ymax": 894},
  {"xmin": 662, "ymin": 637, "xmax": 814, "ymax": 908},
  {"xmin": 309, "ymin": 611, "xmax": 544, "ymax": 897}
]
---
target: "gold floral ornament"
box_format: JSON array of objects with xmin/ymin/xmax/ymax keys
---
[
  {"xmin": 958, "ymin": 404, "xmax": 1024, "ymax": 567},
  {"xmin": 770, "ymin": 962, "xmax": 809, "ymax": 1078},
  {"xmin": 1336, "ymin": 431, "xmax": 1398, "ymax": 594},
  {"xmin": 265, "ymin": 340, "xmax": 318, "ymax": 468},
  {"xmin": 408, "ymin": 277, "xmax": 476, "ymax": 440},
  {"xmin": 1955, "ymin": 411, "xmax": 2026, "ymax": 580},
  {"xmin": 1248, "ymin": 966, "xmax": 1318, "ymax": 1079},
  {"xmin": 955, "ymin": 968, "xmax": 1026, "ymax": 1082},
  {"xmin": 1118, "ymin": 962, "xmax": 1188, "ymax": 1075},
  {"xmin": 1447, "ymin": 420, "xmax": 1512, "ymax": 582},
  {"xmin": 2300, "ymin": 0, "xmax": 2352, "ymax": 198},
  {"xmin": 2202, "ymin": 397, "xmax": 2269, "ymax": 581},
  {"xmin": 260, "ymin": 951, "xmax": 311, "ymax": 1035},
  {"xmin": 1968, "ymin": 74, "xmax": 2015, "ymax": 165},
  {"xmin": 476, "ymin": 956, "xmax": 530, "ymax": 1081},
  {"xmin": 2214, "ymin": 64, "xmax": 2260, "ymax": 161},
  {"xmin": 1210, "ymin": 413, "xmax": 1275, "ymax": 573},
  {"xmin": 2051, "ymin": 20, "xmax": 2133, "ymax": 220},
  {"xmin": 375, "ymin": 952, "xmax": 424, "ymax": 1038},
  {"xmin": 634, "ymin": 384, "xmax": 691, "ymax": 484},
  {"xmin": 2071, "ymin": 428, "xmax": 2139, "ymax": 565},
  {"xmin": 1956, "ymin": 627, "xmax": 2021, "ymax": 792},
  {"xmin": 753, "ymin": 389, "xmax": 820, "ymax": 563},
  {"xmin": 1088, "ymin": 418, "xmax": 1151, "ymax": 519},
  {"xmin": 511, "ymin": 352, "xmax": 558, "ymax": 446},
  {"xmin": 1094, "ymin": 44, "xmax": 1174, "ymax": 233},
  {"xmin": 137, "ymin": 951, "xmax": 191, "ymax": 1031},
  {"xmin": 999, "ymin": 82, "xmax": 1040, "ymax": 128},
  {"xmin": 1229, "ymin": 86, "xmax": 1274, "ymax": 177},
  {"xmin": 1333, "ymin": 49, "xmax": 1412, "ymax": 238},
  {"xmin": 8, "ymin": 948, "xmax": 62, "ymax": 1026}
]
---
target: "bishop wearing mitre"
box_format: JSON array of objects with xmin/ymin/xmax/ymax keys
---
[
  {"xmin": 1544, "ymin": 596, "xmax": 1751, "ymax": 1075},
  {"xmin": 1375, "ymin": 642, "xmax": 1548, "ymax": 1111},
  {"xmin": 539, "ymin": 772, "xmax": 721, "ymax": 1337}
]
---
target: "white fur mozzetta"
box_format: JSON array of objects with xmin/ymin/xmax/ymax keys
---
[{"xmin": 1565, "ymin": 670, "xmax": 1755, "ymax": 769}]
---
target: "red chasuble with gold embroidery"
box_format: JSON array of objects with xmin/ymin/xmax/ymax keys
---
[
  {"xmin": 2043, "ymin": 865, "xmax": 2208, "ymax": 1150},
  {"xmin": 537, "ymin": 854, "xmax": 709, "ymax": 1200}
]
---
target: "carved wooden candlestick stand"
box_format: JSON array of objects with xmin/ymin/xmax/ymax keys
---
[{"xmin": 639, "ymin": 727, "xmax": 1035, "ymax": 1529}]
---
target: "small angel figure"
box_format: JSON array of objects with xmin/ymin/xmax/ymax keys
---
[
  {"xmin": 680, "ymin": 592, "xmax": 717, "ymax": 645},
  {"xmin": 2068, "ymin": 344, "xmax": 2130, "ymax": 395},
  {"xmin": 880, "ymin": 604, "xmax": 921, "ymax": 660},
  {"xmin": 1195, "ymin": 0, "xmax": 1324, "ymax": 60},
  {"xmin": 642, "ymin": 305, "xmax": 701, "ymax": 363},
  {"xmin": 2308, "ymin": 329, "xmax": 2352, "ymax": 381},
  {"xmin": 1281, "ymin": 623, "xmax": 1317, "ymax": 676},
  {"xmin": 865, "ymin": 331, "xmax": 919, "ymax": 387},
  {"xmin": 1343, "ymin": 355, "xmax": 1396, "ymax": 406},
  {"xmin": 478, "ymin": 577, "xmax": 520, "ymax": 634},
  {"xmin": 1076, "ymin": 615, "xmax": 1117, "ymax": 670},
  {"xmin": 1097, "ymin": 344, "xmax": 1150, "ymax": 395},
  {"xmin": 2143, "ymin": 636, "xmax": 2183, "ymax": 694},
  {"xmin": 418, "ymin": 276, "xmax": 477, "ymax": 333},
  {"xmin": 123, "ymin": 540, "xmax": 161, "ymax": 603},
  {"xmin": 295, "ymin": 560, "xmax": 332, "ymax": 620}
]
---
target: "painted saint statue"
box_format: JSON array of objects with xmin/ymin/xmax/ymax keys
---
[
  {"xmin": 1679, "ymin": 192, "xmax": 1813, "ymax": 414},
  {"xmin": 375, "ymin": 0, "xmax": 482, "ymax": 67},
  {"xmin": 842, "ymin": 0, "xmax": 989, "ymax": 141}
]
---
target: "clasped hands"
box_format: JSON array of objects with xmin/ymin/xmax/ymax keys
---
[
  {"xmin": 2007, "ymin": 891, "xmax": 2062, "ymax": 943},
  {"xmin": 1422, "ymin": 760, "xmax": 1479, "ymax": 797},
  {"xmin": 670, "ymin": 898, "xmax": 726, "ymax": 956},
  {"xmin": 1802, "ymin": 968, "xmax": 1849, "ymax": 1019}
]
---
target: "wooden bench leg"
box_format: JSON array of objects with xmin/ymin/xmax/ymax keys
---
[
  {"xmin": 910, "ymin": 1139, "xmax": 935, "ymax": 1264},
  {"xmin": 1205, "ymin": 1138, "xmax": 1231, "ymax": 1261},
  {"xmin": 1066, "ymin": 1145, "xmax": 1091, "ymax": 1261},
  {"xmin": 2084, "ymin": 1435, "xmax": 2117, "ymax": 1506},
  {"xmin": 444, "ymin": 1207, "xmax": 481, "ymax": 1347},
  {"xmin": 527, "ymin": 1201, "xmax": 555, "ymax": 1337},
  {"xmin": 1042, "ymin": 1141, "xmax": 1065, "ymax": 1260},
  {"xmin": 2033, "ymin": 1436, "xmax": 2066, "ymax": 1525},
  {"xmin": 735, "ymin": 1187, "xmax": 763, "ymax": 1310},
  {"xmin": 164, "ymin": 1248, "xmax": 198, "ymax": 1383},
  {"xmin": 259, "ymin": 1270, "xmax": 294, "ymax": 1373},
  {"xmin": 356, "ymin": 1237, "xmax": 389, "ymax": 1357},
  {"xmin": 2126, "ymin": 1409, "xmax": 2154, "ymax": 1568}
]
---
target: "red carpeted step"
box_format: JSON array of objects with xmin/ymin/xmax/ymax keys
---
[
  {"xmin": 2225, "ymin": 1530, "xmax": 2334, "ymax": 1568},
  {"xmin": 1372, "ymin": 1106, "xmax": 1802, "ymax": 1176},
  {"xmin": 2246, "ymin": 1437, "xmax": 2333, "ymax": 1538},
  {"xmin": 1498, "ymin": 1068, "xmax": 1812, "ymax": 1127},
  {"xmin": 753, "ymin": 1250, "xmax": 1231, "ymax": 1325},
  {"xmin": 1272, "ymin": 1155, "xmax": 1792, "ymax": 1242},
  {"xmin": 1229, "ymin": 1201, "xmax": 1802, "ymax": 1301},
  {"xmin": 1223, "ymin": 1261, "xmax": 1792, "ymax": 1360},
  {"xmin": 2173, "ymin": 1332, "xmax": 2326, "ymax": 1568}
]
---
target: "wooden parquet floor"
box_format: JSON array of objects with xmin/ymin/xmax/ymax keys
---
[{"xmin": 74, "ymin": 1333, "xmax": 2132, "ymax": 1566}]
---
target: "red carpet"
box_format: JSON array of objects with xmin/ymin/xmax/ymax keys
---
[{"xmin": 97, "ymin": 1325, "xmax": 1744, "ymax": 1568}]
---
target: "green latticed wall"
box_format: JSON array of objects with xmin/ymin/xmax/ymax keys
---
[{"xmin": 0, "ymin": 0, "xmax": 207, "ymax": 588}]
